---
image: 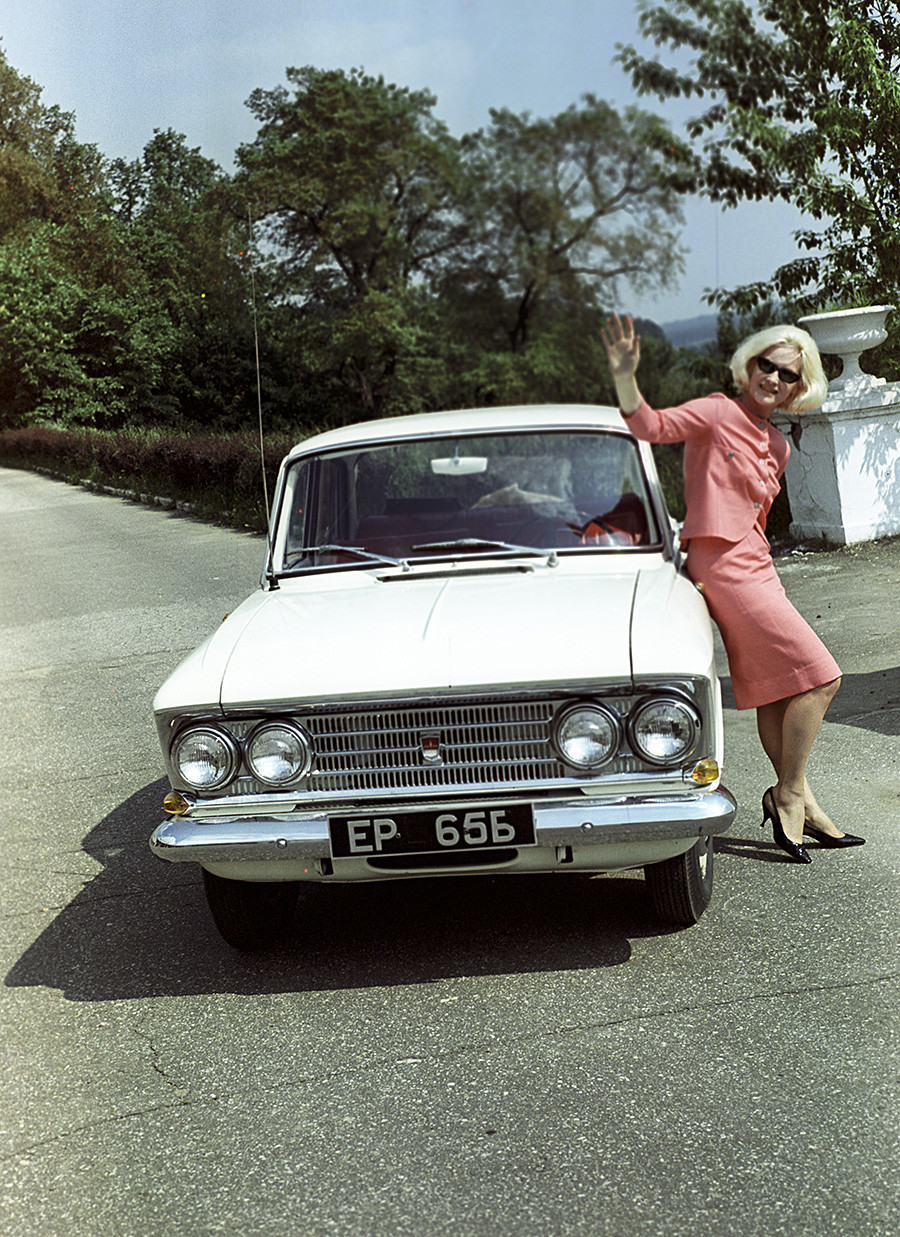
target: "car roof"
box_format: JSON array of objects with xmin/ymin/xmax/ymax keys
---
[{"xmin": 286, "ymin": 404, "xmax": 628, "ymax": 460}]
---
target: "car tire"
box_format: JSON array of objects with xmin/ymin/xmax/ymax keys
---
[
  {"xmin": 201, "ymin": 869, "xmax": 300, "ymax": 950},
  {"xmin": 644, "ymin": 834, "xmax": 714, "ymax": 926}
]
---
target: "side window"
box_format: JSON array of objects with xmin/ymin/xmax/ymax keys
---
[
  {"xmin": 282, "ymin": 461, "xmax": 311, "ymax": 560},
  {"xmin": 282, "ymin": 455, "xmax": 352, "ymax": 560},
  {"xmin": 311, "ymin": 456, "xmax": 352, "ymax": 545}
]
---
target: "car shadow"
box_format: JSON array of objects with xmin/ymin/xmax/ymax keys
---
[{"xmin": 3, "ymin": 778, "xmax": 683, "ymax": 1003}]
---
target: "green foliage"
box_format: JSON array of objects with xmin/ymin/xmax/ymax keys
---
[
  {"xmin": 235, "ymin": 66, "xmax": 470, "ymax": 420},
  {"xmin": 0, "ymin": 46, "xmax": 699, "ymax": 438},
  {"xmin": 109, "ymin": 128, "xmax": 265, "ymax": 429},
  {"xmin": 6, "ymin": 24, "xmax": 900, "ymax": 459},
  {"xmin": 241, "ymin": 67, "xmax": 468, "ymax": 290},
  {"xmin": 618, "ymin": 0, "xmax": 900, "ymax": 335},
  {"xmin": 0, "ymin": 46, "xmax": 148, "ymax": 428},
  {"xmin": 0, "ymin": 42, "xmax": 272, "ymax": 433},
  {"xmin": 0, "ymin": 47, "xmax": 108, "ymax": 242},
  {"xmin": 0, "ymin": 222, "xmax": 169, "ymax": 427}
]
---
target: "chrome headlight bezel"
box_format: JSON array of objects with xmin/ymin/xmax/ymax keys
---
[
  {"xmin": 170, "ymin": 725, "xmax": 241, "ymax": 791},
  {"xmin": 552, "ymin": 702, "xmax": 622, "ymax": 770},
  {"xmin": 627, "ymin": 695, "xmax": 701, "ymax": 767},
  {"xmin": 245, "ymin": 720, "xmax": 313, "ymax": 787}
]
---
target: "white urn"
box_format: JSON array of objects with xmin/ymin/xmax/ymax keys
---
[
  {"xmin": 797, "ymin": 305, "xmax": 895, "ymax": 394},
  {"xmin": 778, "ymin": 303, "xmax": 900, "ymax": 545}
]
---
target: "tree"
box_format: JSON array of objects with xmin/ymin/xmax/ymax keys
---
[
  {"xmin": 0, "ymin": 45, "xmax": 150, "ymax": 427},
  {"xmin": 0, "ymin": 43, "xmax": 108, "ymax": 243},
  {"xmin": 235, "ymin": 66, "xmax": 469, "ymax": 420},
  {"xmin": 617, "ymin": 0, "xmax": 900, "ymax": 318},
  {"xmin": 454, "ymin": 98, "xmax": 694, "ymax": 354},
  {"xmin": 110, "ymin": 130, "xmax": 259, "ymax": 428}
]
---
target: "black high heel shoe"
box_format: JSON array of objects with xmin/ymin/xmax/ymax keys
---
[
  {"xmin": 803, "ymin": 821, "xmax": 865, "ymax": 848},
  {"xmin": 761, "ymin": 787, "xmax": 812, "ymax": 864}
]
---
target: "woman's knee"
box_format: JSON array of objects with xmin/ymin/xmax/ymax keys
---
[{"xmin": 809, "ymin": 677, "xmax": 841, "ymax": 707}]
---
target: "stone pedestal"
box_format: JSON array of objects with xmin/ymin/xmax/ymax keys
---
[
  {"xmin": 774, "ymin": 388, "xmax": 900, "ymax": 544},
  {"xmin": 773, "ymin": 306, "xmax": 900, "ymax": 545}
]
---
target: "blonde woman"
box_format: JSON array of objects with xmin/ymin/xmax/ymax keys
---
[{"xmin": 601, "ymin": 313, "xmax": 863, "ymax": 863}]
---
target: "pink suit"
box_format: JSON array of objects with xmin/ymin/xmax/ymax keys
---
[{"xmin": 625, "ymin": 395, "xmax": 840, "ymax": 709}]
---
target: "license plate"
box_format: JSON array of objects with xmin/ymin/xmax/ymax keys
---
[{"xmin": 329, "ymin": 803, "xmax": 536, "ymax": 859}]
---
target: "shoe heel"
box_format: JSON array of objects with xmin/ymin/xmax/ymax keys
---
[{"xmin": 761, "ymin": 786, "xmax": 812, "ymax": 865}]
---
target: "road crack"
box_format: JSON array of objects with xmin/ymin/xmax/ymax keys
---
[
  {"xmin": 0, "ymin": 1099, "xmax": 198, "ymax": 1164},
  {"xmin": 3, "ymin": 971, "xmax": 895, "ymax": 1163}
]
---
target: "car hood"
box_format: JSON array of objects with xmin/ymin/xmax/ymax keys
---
[
  {"xmin": 153, "ymin": 558, "xmax": 714, "ymax": 714},
  {"xmin": 155, "ymin": 562, "xmax": 642, "ymax": 712}
]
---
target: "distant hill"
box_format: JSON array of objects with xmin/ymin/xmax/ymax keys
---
[{"xmin": 662, "ymin": 314, "xmax": 718, "ymax": 348}]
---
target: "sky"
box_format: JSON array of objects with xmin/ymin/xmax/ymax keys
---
[{"xmin": 0, "ymin": 0, "xmax": 810, "ymax": 325}]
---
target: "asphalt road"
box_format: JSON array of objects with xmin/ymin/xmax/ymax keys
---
[{"xmin": 1, "ymin": 465, "xmax": 897, "ymax": 1237}]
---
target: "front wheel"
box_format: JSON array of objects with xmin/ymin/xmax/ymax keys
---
[
  {"xmin": 644, "ymin": 835, "xmax": 714, "ymax": 926},
  {"xmin": 201, "ymin": 869, "xmax": 300, "ymax": 950}
]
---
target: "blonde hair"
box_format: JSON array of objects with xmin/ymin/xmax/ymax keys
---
[{"xmin": 730, "ymin": 325, "xmax": 828, "ymax": 412}]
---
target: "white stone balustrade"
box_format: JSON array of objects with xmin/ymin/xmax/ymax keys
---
[{"xmin": 773, "ymin": 306, "xmax": 900, "ymax": 545}]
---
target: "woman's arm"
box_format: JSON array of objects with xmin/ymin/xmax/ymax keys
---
[
  {"xmin": 601, "ymin": 312, "xmax": 719, "ymax": 444},
  {"xmin": 599, "ymin": 313, "xmax": 643, "ymax": 415}
]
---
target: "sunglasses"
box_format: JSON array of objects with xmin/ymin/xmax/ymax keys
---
[{"xmin": 755, "ymin": 355, "xmax": 801, "ymax": 385}]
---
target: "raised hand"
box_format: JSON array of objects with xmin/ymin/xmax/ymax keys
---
[{"xmin": 600, "ymin": 314, "xmax": 641, "ymax": 379}]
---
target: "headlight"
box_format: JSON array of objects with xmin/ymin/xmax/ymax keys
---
[
  {"xmin": 171, "ymin": 726, "xmax": 239, "ymax": 790},
  {"xmin": 628, "ymin": 697, "xmax": 700, "ymax": 766},
  {"xmin": 553, "ymin": 703, "xmax": 621, "ymax": 770},
  {"xmin": 246, "ymin": 721, "xmax": 313, "ymax": 786}
]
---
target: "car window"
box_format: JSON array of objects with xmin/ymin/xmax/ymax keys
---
[{"xmin": 278, "ymin": 430, "xmax": 662, "ymax": 568}]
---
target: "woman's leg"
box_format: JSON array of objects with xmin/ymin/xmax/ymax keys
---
[
  {"xmin": 756, "ymin": 678, "xmax": 842, "ymax": 842},
  {"xmin": 756, "ymin": 698, "xmax": 787, "ymax": 771}
]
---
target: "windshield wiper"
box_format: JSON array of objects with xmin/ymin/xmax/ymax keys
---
[
  {"xmin": 281, "ymin": 544, "xmax": 410, "ymax": 572},
  {"xmin": 412, "ymin": 538, "xmax": 559, "ymax": 567}
]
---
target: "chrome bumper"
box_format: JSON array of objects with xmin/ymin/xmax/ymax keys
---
[{"xmin": 149, "ymin": 788, "xmax": 736, "ymax": 866}]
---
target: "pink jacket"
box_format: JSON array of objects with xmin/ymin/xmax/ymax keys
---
[{"xmin": 624, "ymin": 394, "xmax": 790, "ymax": 543}]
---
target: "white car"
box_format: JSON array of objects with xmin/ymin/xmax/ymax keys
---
[{"xmin": 150, "ymin": 405, "xmax": 736, "ymax": 948}]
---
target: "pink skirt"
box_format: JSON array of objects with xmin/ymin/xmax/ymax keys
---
[{"xmin": 685, "ymin": 525, "xmax": 841, "ymax": 710}]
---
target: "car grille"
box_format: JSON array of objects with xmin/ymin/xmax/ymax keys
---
[
  {"xmin": 219, "ymin": 694, "xmax": 648, "ymax": 800},
  {"xmin": 309, "ymin": 700, "xmax": 558, "ymax": 792}
]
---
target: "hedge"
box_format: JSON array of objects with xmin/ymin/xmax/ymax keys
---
[{"xmin": 0, "ymin": 425, "xmax": 302, "ymax": 531}]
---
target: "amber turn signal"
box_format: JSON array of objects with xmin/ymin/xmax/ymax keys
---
[
  {"xmin": 690, "ymin": 758, "xmax": 719, "ymax": 785},
  {"xmin": 163, "ymin": 791, "xmax": 190, "ymax": 815}
]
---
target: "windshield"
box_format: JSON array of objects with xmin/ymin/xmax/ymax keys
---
[{"xmin": 273, "ymin": 429, "xmax": 663, "ymax": 572}]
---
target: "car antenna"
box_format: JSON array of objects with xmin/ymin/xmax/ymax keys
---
[{"xmin": 248, "ymin": 205, "xmax": 279, "ymax": 590}]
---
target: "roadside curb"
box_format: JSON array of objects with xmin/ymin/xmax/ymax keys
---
[
  {"xmin": 14, "ymin": 462, "xmax": 195, "ymax": 512},
  {"xmin": 79, "ymin": 476, "xmax": 197, "ymax": 515},
  {"xmin": 20, "ymin": 462, "xmax": 202, "ymax": 516},
  {"xmin": 5, "ymin": 461, "xmax": 269, "ymax": 533}
]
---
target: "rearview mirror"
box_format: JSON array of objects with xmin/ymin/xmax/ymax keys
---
[{"xmin": 430, "ymin": 456, "xmax": 488, "ymax": 475}]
